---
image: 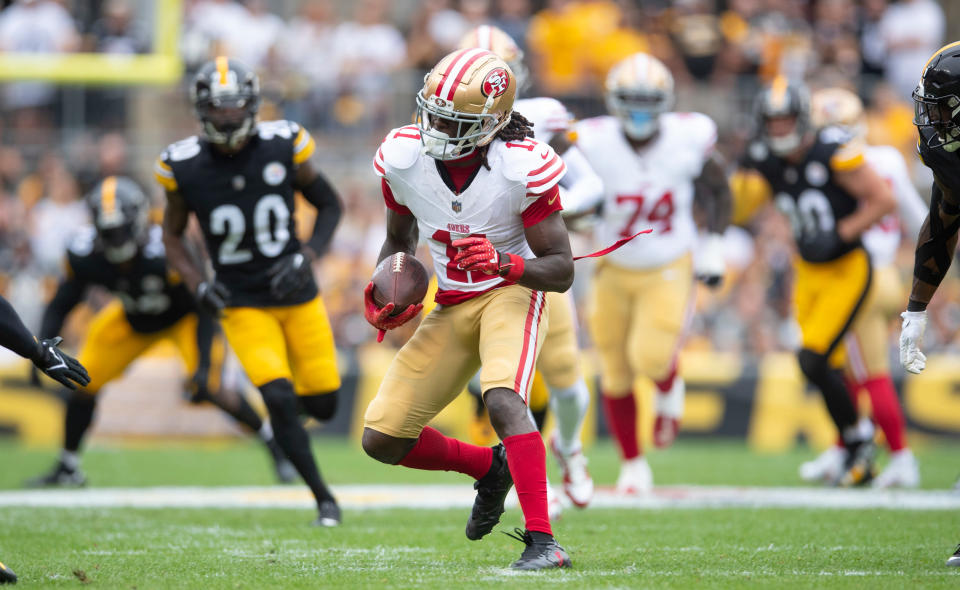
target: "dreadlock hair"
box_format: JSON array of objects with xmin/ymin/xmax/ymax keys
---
[{"xmin": 478, "ymin": 111, "xmax": 536, "ymax": 169}]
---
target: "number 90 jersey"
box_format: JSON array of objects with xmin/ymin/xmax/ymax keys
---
[
  {"xmin": 744, "ymin": 127, "xmax": 863, "ymax": 263},
  {"xmin": 573, "ymin": 112, "xmax": 717, "ymax": 270},
  {"xmin": 155, "ymin": 120, "xmax": 318, "ymax": 307}
]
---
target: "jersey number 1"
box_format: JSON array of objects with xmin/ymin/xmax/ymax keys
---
[{"xmin": 210, "ymin": 195, "xmax": 291, "ymax": 265}]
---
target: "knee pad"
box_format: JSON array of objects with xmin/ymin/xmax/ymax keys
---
[
  {"xmin": 299, "ymin": 391, "xmax": 338, "ymax": 422},
  {"xmin": 798, "ymin": 349, "xmax": 829, "ymax": 382},
  {"xmin": 259, "ymin": 379, "xmax": 298, "ymax": 418}
]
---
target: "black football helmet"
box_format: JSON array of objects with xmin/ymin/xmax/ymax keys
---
[
  {"xmin": 87, "ymin": 176, "xmax": 150, "ymax": 264},
  {"xmin": 754, "ymin": 76, "xmax": 811, "ymax": 156},
  {"xmin": 913, "ymin": 42, "xmax": 960, "ymax": 151},
  {"xmin": 191, "ymin": 56, "xmax": 260, "ymax": 150}
]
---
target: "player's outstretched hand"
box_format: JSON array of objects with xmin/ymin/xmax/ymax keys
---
[
  {"xmin": 900, "ymin": 310, "xmax": 927, "ymax": 374},
  {"xmin": 196, "ymin": 280, "xmax": 230, "ymax": 317},
  {"xmin": 363, "ymin": 282, "xmax": 423, "ymax": 343},
  {"xmin": 268, "ymin": 251, "xmax": 314, "ymax": 300},
  {"xmin": 33, "ymin": 337, "xmax": 90, "ymax": 390}
]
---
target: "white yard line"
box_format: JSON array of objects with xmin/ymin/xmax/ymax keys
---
[{"xmin": 0, "ymin": 485, "xmax": 957, "ymax": 510}]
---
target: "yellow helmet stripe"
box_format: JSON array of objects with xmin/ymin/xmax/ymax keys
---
[
  {"xmin": 215, "ymin": 55, "xmax": 229, "ymax": 85},
  {"xmin": 770, "ymin": 75, "xmax": 789, "ymax": 109},
  {"xmin": 100, "ymin": 176, "xmax": 118, "ymax": 215},
  {"xmin": 923, "ymin": 40, "xmax": 960, "ymax": 74}
]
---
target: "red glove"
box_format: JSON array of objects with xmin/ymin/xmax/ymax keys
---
[
  {"xmin": 451, "ymin": 237, "xmax": 525, "ymax": 281},
  {"xmin": 363, "ymin": 282, "xmax": 423, "ymax": 343}
]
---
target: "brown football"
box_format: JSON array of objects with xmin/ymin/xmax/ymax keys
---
[{"xmin": 371, "ymin": 252, "xmax": 430, "ymax": 316}]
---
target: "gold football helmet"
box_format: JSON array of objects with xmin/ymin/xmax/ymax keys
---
[
  {"xmin": 810, "ymin": 87, "xmax": 866, "ymax": 140},
  {"xmin": 605, "ymin": 52, "xmax": 675, "ymax": 140},
  {"xmin": 416, "ymin": 48, "xmax": 516, "ymax": 160},
  {"xmin": 458, "ymin": 25, "xmax": 529, "ymax": 92}
]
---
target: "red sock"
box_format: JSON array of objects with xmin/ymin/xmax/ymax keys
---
[
  {"xmin": 503, "ymin": 432, "xmax": 551, "ymax": 535},
  {"xmin": 602, "ymin": 393, "xmax": 640, "ymax": 460},
  {"xmin": 862, "ymin": 375, "xmax": 907, "ymax": 452},
  {"xmin": 399, "ymin": 426, "xmax": 493, "ymax": 480},
  {"xmin": 654, "ymin": 362, "xmax": 678, "ymax": 393}
]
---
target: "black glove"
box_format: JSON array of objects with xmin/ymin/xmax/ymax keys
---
[
  {"xmin": 33, "ymin": 337, "xmax": 90, "ymax": 390},
  {"xmin": 268, "ymin": 251, "xmax": 314, "ymax": 300},
  {"xmin": 798, "ymin": 227, "xmax": 846, "ymax": 263},
  {"xmin": 196, "ymin": 280, "xmax": 230, "ymax": 317}
]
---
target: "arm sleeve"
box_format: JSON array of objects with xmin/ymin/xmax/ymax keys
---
[
  {"xmin": 292, "ymin": 125, "xmax": 317, "ymax": 165},
  {"xmin": 154, "ymin": 154, "xmax": 178, "ymax": 192},
  {"xmin": 381, "ymin": 178, "xmax": 412, "ymax": 215},
  {"xmin": 521, "ymin": 185, "xmax": 563, "ymax": 228},
  {"xmin": 0, "ymin": 295, "xmax": 41, "ymax": 361},
  {"xmin": 557, "ymin": 145, "xmax": 604, "ymax": 215},
  {"xmin": 298, "ymin": 170, "xmax": 343, "ymax": 256}
]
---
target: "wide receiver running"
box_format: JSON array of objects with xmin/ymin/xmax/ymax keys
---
[
  {"xmin": 458, "ymin": 25, "xmax": 598, "ymax": 511},
  {"xmin": 362, "ymin": 49, "xmax": 573, "ymax": 570},
  {"xmin": 799, "ymin": 87, "xmax": 923, "ymax": 488},
  {"xmin": 159, "ymin": 57, "xmax": 344, "ymax": 526},
  {"xmin": 572, "ymin": 53, "xmax": 731, "ymax": 493}
]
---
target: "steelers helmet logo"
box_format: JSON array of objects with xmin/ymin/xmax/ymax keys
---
[
  {"xmin": 263, "ymin": 161, "xmax": 286, "ymax": 186},
  {"xmin": 481, "ymin": 67, "xmax": 510, "ymax": 98}
]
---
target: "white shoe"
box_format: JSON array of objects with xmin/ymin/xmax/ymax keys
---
[
  {"xmin": 654, "ymin": 378, "xmax": 685, "ymax": 448},
  {"xmin": 616, "ymin": 456, "xmax": 653, "ymax": 494},
  {"xmin": 549, "ymin": 437, "xmax": 594, "ymax": 508},
  {"xmin": 872, "ymin": 449, "xmax": 920, "ymax": 489},
  {"xmin": 799, "ymin": 446, "xmax": 847, "ymax": 484},
  {"xmin": 547, "ymin": 481, "xmax": 563, "ymax": 521}
]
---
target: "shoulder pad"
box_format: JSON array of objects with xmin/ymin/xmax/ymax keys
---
[
  {"xmin": 495, "ymin": 138, "xmax": 567, "ymax": 194},
  {"xmin": 663, "ymin": 112, "xmax": 717, "ymax": 148},
  {"xmin": 571, "ymin": 116, "xmax": 617, "ymax": 147},
  {"xmin": 826, "ymin": 134, "xmax": 867, "ymax": 173},
  {"xmin": 374, "ymin": 126, "xmax": 423, "ymax": 176},
  {"xmin": 515, "ymin": 97, "xmax": 572, "ymax": 135},
  {"xmin": 161, "ymin": 136, "xmax": 201, "ymax": 164},
  {"xmin": 256, "ymin": 120, "xmax": 297, "ymax": 141}
]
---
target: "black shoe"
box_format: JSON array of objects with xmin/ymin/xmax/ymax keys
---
[
  {"xmin": 465, "ymin": 443, "xmax": 512, "ymax": 540},
  {"xmin": 836, "ymin": 439, "xmax": 875, "ymax": 487},
  {"xmin": 505, "ymin": 528, "xmax": 571, "ymax": 570},
  {"xmin": 265, "ymin": 439, "xmax": 297, "ymax": 484},
  {"xmin": 0, "ymin": 560, "xmax": 16, "ymax": 584},
  {"xmin": 313, "ymin": 500, "xmax": 341, "ymax": 527},
  {"xmin": 24, "ymin": 461, "xmax": 86, "ymax": 488},
  {"xmin": 947, "ymin": 545, "xmax": 960, "ymax": 567}
]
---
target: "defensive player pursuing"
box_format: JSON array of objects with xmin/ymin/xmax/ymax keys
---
[
  {"xmin": 572, "ymin": 53, "xmax": 730, "ymax": 493},
  {"xmin": 898, "ymin": 41, "xmax": 960, "ymax": 566},
  {"xmin": 458, "ymin": 25, "xmax": 598, "ymax": 511},
  {"xmin": 0, "ymin": 294, "xmax": 90, "ymax": 585},
  {"xmin": 159, "ymin": 58, "xmax": 344, "ymax": 526},
  {"xmin": 362, "ymin": 49, "xmax": 573, "ymax": 570},
  {"xmin": 26, "ymin": 176, "xmax": 295, "ymax": 487},
  {"xmin": 738, "ymin": 77, "xmax": 896, "ymax": 486},
  {"xmin": 799, "ymin": 87, "xmax": 923, "ymax": 488}
]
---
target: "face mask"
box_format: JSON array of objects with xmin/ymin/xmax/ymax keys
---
[
  {"xmin": 768, "ymin": 131, "xmax": 802, "ymax": 156},
  {"xmin": 104, "ymin": 241, "xmax": 137, "ymax": 263}
]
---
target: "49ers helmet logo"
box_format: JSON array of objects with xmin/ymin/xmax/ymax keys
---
[{"xmin": 481, "ymin": 67, "xmax": 510, "ymax": 98}]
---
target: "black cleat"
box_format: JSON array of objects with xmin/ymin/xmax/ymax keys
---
[
  {"xmin": 836, "ymin": 439, "xmax": 876, "ymax": 487},
  {"xmin": 265, "ymin": 439, "xmax": 298, "ymax": 484},
  {"xmin": 465, "ymin": 443, "xmax": 512, "ymax": 540},
  {"xmin": 505, "ymin": 528, "xmax": 571, "ymax": 570},
  {"xmin": 947, "ymin": 545, "xmax": 960, "ymax": 567},
  {"xmin": 313, "ymin": 500, "xmax": 341, "ymax": 527},
  {"xmin": 24, "ymin": 462, "xmax": 86, "ymax": 488},
  {"xmin": 0, "ymin": 560, "xmax": 16, "ymax": 584}
]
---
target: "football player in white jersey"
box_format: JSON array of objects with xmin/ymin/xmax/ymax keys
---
[
  {"xmin": 458, "ymin": 25, "xmax": 600, "ymax": 512},
  {"xmin": 798, "ymin": 87, "xmax": 923, "ymax": 488},
  {"xmin": 361, "ymin": 49, "xmax": 573, "ymax": 570},
  {"xmin": 572, "ymin": 53, "xmax": 731, "ymax": 493}
]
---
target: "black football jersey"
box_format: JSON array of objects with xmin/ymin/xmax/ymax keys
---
[
  {"xmin": 918, "ymin": 127, "xmax": 960, "ymax": 192},
  {"xmin": 157, "ymin": 120, "xmax": 318, "ymax": 307},
  {"xmin": 66, "ymin": 226, "xmax": 196, "ymax": 333},
  {"xmin": 744, "ymin": 127, "xmax": 864, "ymax": 262}
]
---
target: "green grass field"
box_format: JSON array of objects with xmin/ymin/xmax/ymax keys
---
[{"xmin": 1, "ymin": 438, "xmax": 959, "ymax": 588}]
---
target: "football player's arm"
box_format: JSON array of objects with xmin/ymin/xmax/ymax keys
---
[
  {"xmin": 693, "ymin": 152, "xmax": 732, "ymax": 234},
  {"xmin": 517, "ymin": 211, "xmax": 575, "ymax": 293},
  {"xmin": 907, "ymin": 180, "xmax": 960, "ymax": 311},
  {"xmin": 294, "ymin": 159, "xmax": 342, "ymax": 259},
  {"xmin": 0, "ymin": 295, "xmax": 43, "ymax": 361},
  {"xmin": 556, "ymin": 145, "xmax": 604, "ymax": 218},
  {"xmin": 38, "ymin": 274, "xmax": 87, "ymax": 340},
  {"xmin": 833, "ymin": 160, "xmax": 896, "ymax": 242},
  {"xmin": 1, "ymin": 295, "xmax": 90, "ymax": 389},
  {"xmin": 729, "ymin": 167, "xmax": 772, "ymax": 226},
  {"xmin": 377, "ymin": 207, "xmax": 418, "ymax": 264},
  {"xmin": 162, "ymin": 189, "xmax": 205, "ymax": 294}
]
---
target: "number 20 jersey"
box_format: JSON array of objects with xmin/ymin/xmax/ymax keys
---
[
  {"xmin": 155, "ymin": 120, "xmax": 317, "ymax": 307},
  {"xmin": 573, "ymin": 112, "xmax": 717, "ymax": 270},
  {"xmin": 374, "ymin": 126, "xmax": 566, "ymax": 305}
]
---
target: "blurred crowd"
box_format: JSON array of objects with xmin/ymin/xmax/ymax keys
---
[{"xmin": 0, "ymin": 0, "xmax": 957, "ymax": 368}]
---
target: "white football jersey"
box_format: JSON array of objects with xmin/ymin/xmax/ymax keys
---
[
  {"xmin": 374, "ymin": 126, "xmax": 566, "ymax": 304},
  {"xmin": 574, "ymin": 112, "xmax": 717, "ymax": 269},
  {"xmin": 861, "ymin": 144, "xmax": 927, "ymax": 268},
  {"xmin": 515, "ymin": 97, "xmax": 572, "ymax": 145}
]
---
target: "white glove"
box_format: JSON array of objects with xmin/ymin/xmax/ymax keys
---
[
  {"xmin": 695, "ymin": 233, "xmax": 726, "ymax": 288},
  {"xmin": 899, "ymin": 310, "xmax": 928, "ymax": 374}
]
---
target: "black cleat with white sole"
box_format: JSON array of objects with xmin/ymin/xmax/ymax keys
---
[
  {"xmin": 313, "ymin": 500, "xmax": 341, "ymax": 527},
  {"xmin": 24, "ymin": 461, "xmax": 86, "ymax": 488},
  {"xmin": 465, "ymin": 443, "xmax": 512, "ymax": 540},
  {"xmin": 947, "ymin": 545, "xmax": 960, "ymax": 567},
  {"xmin": 506, "ymin": 528, "xmax": 571, "ymax": 570},
  {"xmin": 0, "ymin": 560, "xmax": 16, "ymax": 584}
]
